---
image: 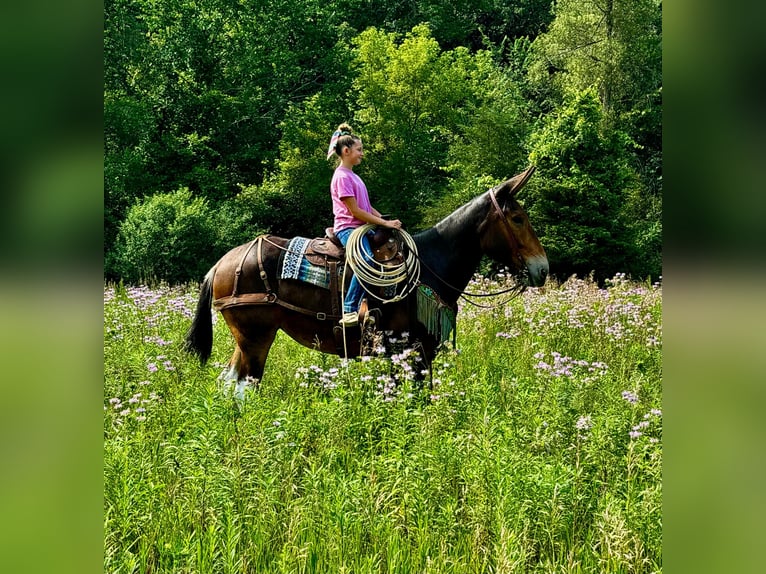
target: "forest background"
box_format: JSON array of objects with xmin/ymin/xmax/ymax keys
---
[{"xmin": 104, "ymin": 0, "xmax": 662, "ymax": 285}]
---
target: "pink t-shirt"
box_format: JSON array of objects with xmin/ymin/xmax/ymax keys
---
[{"xmin": 331, "ymin": 166, "xmax": 372, "ymax": 232}]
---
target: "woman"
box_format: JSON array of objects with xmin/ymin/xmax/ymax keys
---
[{"xmin": 327, "ymin": 123, "xmax": 402, "ymax": 327}]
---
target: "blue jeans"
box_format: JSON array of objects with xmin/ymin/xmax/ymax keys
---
[{"xmin": 335, "ymin": 227, "xmax": 375, "ymax": 314}]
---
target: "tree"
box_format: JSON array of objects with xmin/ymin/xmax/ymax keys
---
[
  {"xmin": 528, "ymin": 0, "xmax": 661, "ymax": 120},
  {"xmin": 527, "ymin": 0, "xmax": 662, "ymax": 279},
  {"xmin": 526, "ymin": 88, "xmax": 638, "ymax": 282}
]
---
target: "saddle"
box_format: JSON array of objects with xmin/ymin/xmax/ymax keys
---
[
  {"xmin": 299, "ymin": 229, "xmax": 345, "ymax": 266},
  {"xmin": 315, "ymin": 226, "xmax": 400, "ymax": 264}
]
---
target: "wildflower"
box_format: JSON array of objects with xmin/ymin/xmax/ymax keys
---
[
  {"xmin": 108, "ymin": 397, "xmax": 121, "ymax": 405},
  {"xmin": 272, "ymin": 420, "xmax": 281, "ymax": 427},
  {"xmin": 629, "ymin": 430, "xmax": 642, "ymax": 439},
  {"xmin": 147, "ymin": 362, "xmax": 158, "ymax": 373},
  {"xmin": 575, "ymin": 415, "xmax": 592, "ymax": 431},
  {"xmin": 622, "ymin": 390, "xmax": 639, "ymax": 405}
]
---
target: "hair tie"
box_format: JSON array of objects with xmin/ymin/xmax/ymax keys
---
[{"xmin": 326, "ymin": 130, "xmax": 342, "ymax": 159}]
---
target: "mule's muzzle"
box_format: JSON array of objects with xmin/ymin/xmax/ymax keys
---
[{"xmin": 526, "ymin": 256, "xmax": 549, "ymax": 287}]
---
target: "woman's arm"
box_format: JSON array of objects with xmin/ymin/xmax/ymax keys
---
[{"xmin": 341, "ymin": 197, "xmax": 402, "ymax": 229}]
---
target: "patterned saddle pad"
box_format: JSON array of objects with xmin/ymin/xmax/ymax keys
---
[{"xmin": 279, "ymin": 237, "xmax": 344, "ymax": 289}]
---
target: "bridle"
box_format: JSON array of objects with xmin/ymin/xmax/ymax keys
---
[{"xmin": 488, "ymin": 186, "xmax": 524, "ymax": 270}]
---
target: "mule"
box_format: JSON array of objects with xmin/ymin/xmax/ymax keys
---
[{"xmin": 184, "ymin": 166, "xmax": 548, "ymax": 395}]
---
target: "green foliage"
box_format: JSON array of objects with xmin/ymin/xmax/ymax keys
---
[
  {"xmin": 104, "ymin": 273, "xmax": 661, "ymax": 572},
  {"xmin": 527, "ymin": 89, "xmax": 638, "ymax": 282},
  {"xmin": 237, "ymin": 94, "xmax": 346, "ymax": 238},
  {"xmin": 351, "ymin": 25, "xmax": 533, "ymax": 228},
  {"xmin": 350, "ymin": 25, "xmax": 457, "ymax": 224},
  {"xmin": 528, "ymin": 0, "xmax": 661, "ymax": 118},
  {"xmin": 103, "ymin": 1, "xmax": 661, "ymax": 283},
  {"xmin": 527, "ymin": 0, "xmax": 662, "ymax": 204},
  {"xmin": 110, "ymin": 188, "xmax": 218, "ymax": 283}
]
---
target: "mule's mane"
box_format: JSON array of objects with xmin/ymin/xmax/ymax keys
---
[
  {"xmin": 432, "ymin": 192, "xmax": 490, "ymax": 235},
  {"xmin": 412, "ymin": 192, "xmax": 492, "ymax": 304}
]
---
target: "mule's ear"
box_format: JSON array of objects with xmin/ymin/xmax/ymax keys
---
[{"xmin": 494, "ymin": 165, "xmax": 536, "ymax": 199}]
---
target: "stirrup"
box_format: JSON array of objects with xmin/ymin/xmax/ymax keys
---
[{"xmin": 339, "ymin": 312, "xmax": 359, "ymax": 327}]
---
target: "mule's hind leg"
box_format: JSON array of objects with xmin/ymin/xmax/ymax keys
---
[
  {"xmin": 226, "ymin": 327, "xmax": 278, "ymax": 401},
  {"xmin": 219, "ymin": 346, "xmax": 242, "ymax": 395}
]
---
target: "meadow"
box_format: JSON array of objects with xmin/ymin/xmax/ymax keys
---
[{"xmin": 104, "ymin": 273, "xmax": 662, "ymax": 573}]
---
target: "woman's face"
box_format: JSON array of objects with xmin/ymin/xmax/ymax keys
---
[{"xmin": 344, "ymin": 141, "xmax": 364, "ymax": 165}]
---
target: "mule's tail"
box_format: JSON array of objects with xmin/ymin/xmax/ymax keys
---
[{"xmin": 184, "ymin": 266, "xmax": 216, "ymax": 365}]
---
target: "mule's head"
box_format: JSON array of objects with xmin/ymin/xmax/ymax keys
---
[{"xmin": 479, "ymin": 166, "xmax": 549, "ymax": 287}]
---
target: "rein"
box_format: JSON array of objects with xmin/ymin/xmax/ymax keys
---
[{"xmin": 415, "ymin": 254, "xmax": 526, "ymax": 309}]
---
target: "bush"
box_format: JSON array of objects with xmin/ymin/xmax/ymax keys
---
[{"xmin": 111, "ymin": 188, "xmax": 218, "ymax": 284}]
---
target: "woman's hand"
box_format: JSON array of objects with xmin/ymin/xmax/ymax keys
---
[{"xmin": 384, "ymin": 219, "xmax": 402, "ymax": 230}]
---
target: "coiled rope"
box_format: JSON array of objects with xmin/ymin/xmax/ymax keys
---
[{"xmin": 345, "ymin": 224, "xmax": 421, "ymax": 304}]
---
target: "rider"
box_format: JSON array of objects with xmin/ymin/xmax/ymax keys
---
[{"xmin": 327, "ymin": 123, "xmax": 402, "ymax": 327}]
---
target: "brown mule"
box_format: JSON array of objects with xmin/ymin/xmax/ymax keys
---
[{"xmin": 185, "ymin": 167, "xmax": 548, "ymax": 396}]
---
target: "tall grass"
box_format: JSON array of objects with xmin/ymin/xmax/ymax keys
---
[{"xmin": 104, "ymin": 273, "xmax": 661, "ymax": 573}]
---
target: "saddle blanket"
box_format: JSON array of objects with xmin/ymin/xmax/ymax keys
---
[{"xmin": 279, "ymin": 236, "xmax": 343, "ymax": 289}]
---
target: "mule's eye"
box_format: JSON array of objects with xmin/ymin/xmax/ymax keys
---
[{"xmin": 512, "ymin": 215, "xmax": 524, "ymax": 225}]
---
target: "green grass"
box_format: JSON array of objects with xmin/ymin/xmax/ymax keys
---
[{"xmin": 104, "ymin": 273, "xmax": 662, "ymax": 573}]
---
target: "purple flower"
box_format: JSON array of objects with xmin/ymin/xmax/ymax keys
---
[
  {"xmin": 576, "ymin": 415, "xmax": 592, "ymax": 431},
  {"xmin": 622, "ymin": 390, "xmax": 639, "ymax": 405}
]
